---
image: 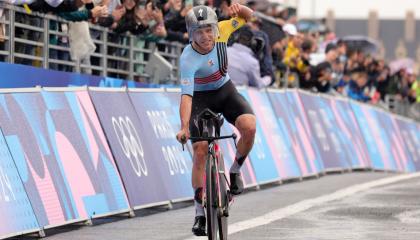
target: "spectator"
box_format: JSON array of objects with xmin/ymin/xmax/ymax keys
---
[
  {"xmin": 27, "ymin": 0, "xmax": 80, "ymax": 13},
  {"xmin": 346, "ymin": 67, "xmax": 371, "ymax": 102},
  {"xmin": 282, "ymin": 23, "xmax": 304, "ymax": 86},
  {"xmin": 376, "ymin": 65, "xmax": 391, "ymax": 100},
  {"xmin": 324, "ymin": 42, "xmax": 338, "ymax": 64},
  {"xmin": 306, "ymin": 61, "xmax": 333, "ymax": 93},
  {"xmin": 248, "ymin": 16, "xmax": 274, "ymax": 85},
  {"xmin": 163, "ymin": 0, "xmax": 191, "ymax": 43},
  {"xmin": 215, "ymin": 0, "xmax": 231, "ymax": 21},
  {"xmin": 410, "ymin": 77, "xmax": 420, "ymax": 103},
  {"xmin": 227, "ymin": 27, "xmax": 270, "ymax": 89},
  {"xmin": 295, "ymin": 38, "xmax": 312, "ymax": 88},
  {"xmin": 58, "ymin": 0, "xmax": 109, "ymax": 22}
]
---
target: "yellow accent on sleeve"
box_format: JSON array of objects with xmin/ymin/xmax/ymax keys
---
[{"xmin": 216, "ymin": 17, "xmax": 246, "ymax": 43}]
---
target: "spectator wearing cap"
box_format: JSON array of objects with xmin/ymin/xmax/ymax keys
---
[
  {"xmin": 227, "ymin": 26, "xmax": 270, "ymax": 89},
  {"xmin": 282, "ymin": 23, "xmax": 305, "ymax": 80}
]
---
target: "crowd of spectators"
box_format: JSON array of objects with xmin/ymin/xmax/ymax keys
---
[{"xmin": 2, "ymin": 0, "xmax": 420, "ymax": 116}]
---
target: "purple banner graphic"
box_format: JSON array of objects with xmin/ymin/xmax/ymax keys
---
[
  {"xmin": 0, "ymin": 91, "xmax": 129, "ymax": 228},
  {"xmin": 235, "ymin": 88, "xmax": 280, "ymax": 183},
  {"xmin": 246, "ymin": 88, "xmax": 301, "ymax": 179},
  {"xmin": 89, "ymin": 90, "xmax": 169, "ymax": 207},
  {"xmin": 164, "ymin": 91, "xmax": 258, "ymax": 188},
  {"xmin": 350, "ymin": 102, "xmax": 399, "ymax": 170},
  {"xmin": 325, "ymin": 97, "xmax": 370, "ymax": 168},
  {"xmin": 395, "ymin": 118, "xmax": 420, "ymax": 170},
  {"xmin": 267, "ymin": 90, "xmax": 323, "ymax": 176},
  {"xmin": 0, "ymin": 128, "xmax": 40, "ymax": 238},
  {"xmin": 299, "ymin": 92, "xmax": 354, "ymax": 170},
  {"xmin": 128, "ymin": 91, "xmax": 194, "ymax": 201},
  {"xmin": 373, "ymin": 111, "xmax": 416, "ymax": 172}
]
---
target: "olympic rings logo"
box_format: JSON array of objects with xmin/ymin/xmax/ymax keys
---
[{"xmin": 112, "ymin": 116, "xmax": 148, "ymax": 177}]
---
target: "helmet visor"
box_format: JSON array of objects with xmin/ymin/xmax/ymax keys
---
[{"xmin": 190, "ymin": 24, "xmax": 220, "ymax": 42}]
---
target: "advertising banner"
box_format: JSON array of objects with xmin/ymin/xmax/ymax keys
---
[
  {"xmin": 237, "ymin": 88, "xmax": 280, "ymax": 184},
  {"xmin": 0, "ymin": 128, "xmax": 39, "ymax": 238},
  {"xmin": 0, "ymin": 63, "xmax": 145, "ymax": 88},
  {"xmin": 246, "ymin": 88, "xmax": 301, "ymax": 179},
  {"xmin": 267, "ymin": 90, "xmax": 323, "ymax": 176},
  {"xmin": 350, "ymin": 102, "xmax": 398, "ymax": 170},
  {"xmin": 324, "ymin": 96, "xmax": 370, "ymax": 168},
  {"xmin": 89, "ymin": 90, "xmax": 169, "ymax": 208},
  {"xmin": 395, "ymin": 118, "xmax": 420, "ymax": 170},
  {"xmin": 0, "ymin": 90, "xmax": 128, "ymax": 228},
  {"xmin": 128, "ymin": 90, "xmax": 194, "ymax": 201},
  {"xmin": 164, "ymin": 90, "xmax": 259, "ymax": 188},
  {"xmin": 373, "ymin": 110, "xmax": 416, "ymax": 172},
  {"xmin": 299, "ymin": 92, "xmax": 353, "ymax": 170}
]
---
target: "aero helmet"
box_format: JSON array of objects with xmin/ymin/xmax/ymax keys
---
[{"xmin": 185, "ymin": 5, "xmax": 219, "ymax": 41}]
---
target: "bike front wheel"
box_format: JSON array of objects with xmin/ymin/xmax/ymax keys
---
[{"xmin": 206, "ymin": 153, "xmax": 219, "ymax": 240}]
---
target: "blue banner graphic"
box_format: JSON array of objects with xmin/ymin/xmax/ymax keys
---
[{"xmin": 0, "ymin": 128, "xmax": 39, "ymax": 238}]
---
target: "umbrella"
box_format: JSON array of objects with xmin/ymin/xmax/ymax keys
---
[
  {"xmin": 389, "ymin": 58, "xmax": 415, "ymax": 75},
  {"xmin": 341, "ymin": 35, "xmax": 379, "ymax": 54}
]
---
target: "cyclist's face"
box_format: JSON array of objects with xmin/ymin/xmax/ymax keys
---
[{"xmin": 193, "ymin": 26, "xmax": 215, "ymax": 52}]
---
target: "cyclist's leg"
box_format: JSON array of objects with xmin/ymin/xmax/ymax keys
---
[
  {"xmin": 190, "ymin": 90, "xmax": 216, "ymax": 236},
  {"xmin": 191, "ymin": 141, "xmax": 208, "ymax": 236},
  {"xmin": 221, "ymin": 81, "xmax": 256, "ymax": 194}
]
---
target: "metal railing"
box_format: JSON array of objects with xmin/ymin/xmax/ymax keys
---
[{"xmin": 0, "ymin": 2, "xmax": 183, "ymax": 84}]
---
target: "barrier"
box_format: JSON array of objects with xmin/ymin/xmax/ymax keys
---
[
  {"xmin": 394, "ymin": 118, "xmax": 420, "ymax": 170},
  {"xmin": 236, "ymin": 88, "xmax": 281, "ymax": 184},
  {"xmin": 350, "ymin": 102, "xmax": 401, "ymax": 171},
  {"xmin": 0, "ymin": 128, "xmax": 40, "ymax": 239},
  {"xmin": 246, "ymin": 88, "xmax": 302, "ymax": 180},
  {"xmin": 0, "ymin": 89, "xmax": 130, "ymax": 229},
  {"xmin": 0, "ymin": 80, "xmax": 417, "ymax": 238},
  {"xmin": 299, "ymin": 91, "xmax": 373, "ymax": 171},
  {"xmin": 0, "ymin": 62, "xmax": 149, "ymax": 88},
  {"xmin": 267, "ymin": 90, "xmax": 324, "ymax": 176},
  {"xmin": 88, "ymin": 89, "xmax": 170, "ymax": 208},
  {"xmin": 127, "ymin": 89, "xmax": 194, "ymax": 202},
  {"xmin": 322, "ymin": 95, "xmax": 371, "ymax": 169}
]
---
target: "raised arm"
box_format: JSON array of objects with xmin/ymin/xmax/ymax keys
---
[{"xmin": 228, "ymin": 3, "xmax": 254, "ymax": 22}]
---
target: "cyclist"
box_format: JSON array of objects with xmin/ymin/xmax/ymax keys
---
[{"xmin": 175, "ymin": 3, "xmax": 256, "ymax": 236}]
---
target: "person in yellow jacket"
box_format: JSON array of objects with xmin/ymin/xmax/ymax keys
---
[
  {"xmin": 282, "ymin": 24, "xmax": 305, "ymax": 71},
  {"xmin": 410, "ymin": 78, "xmax": 420, "ymax": 103}
]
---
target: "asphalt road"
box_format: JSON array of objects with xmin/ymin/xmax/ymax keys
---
[{"xmin": 13, "ymin": 172, "xmax": 420, "ymax": 240}]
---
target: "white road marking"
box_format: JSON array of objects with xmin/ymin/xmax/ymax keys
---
[
  {"xmin": 184, "ymin": 172, "xmax": 420, "ymax": 240},
  {"xmin": 396, "ymin": 210, "xmax": 420, "ymax": 224}
]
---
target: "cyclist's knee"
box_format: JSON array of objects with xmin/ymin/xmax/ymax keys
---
[
  {"xmin": 193, "ymin": 141, "xmax": 208, "ymax": 166},
  {"xmin": 235, "ymin": 114, "xmax": 256, "ymax": 140}
]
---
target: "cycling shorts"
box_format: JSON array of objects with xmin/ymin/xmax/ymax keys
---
[{"xmin": 189, "ymin": 80, "xmax": 254, "ymax": 143}]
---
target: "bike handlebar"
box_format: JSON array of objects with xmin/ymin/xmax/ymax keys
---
[
  {"xmin": 179, "ymin": 134, "xmax": 237, "ymax": 151},
  {"xmin": 189, "ymin": 133, "xmax": 237, "ymax": 142}
]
